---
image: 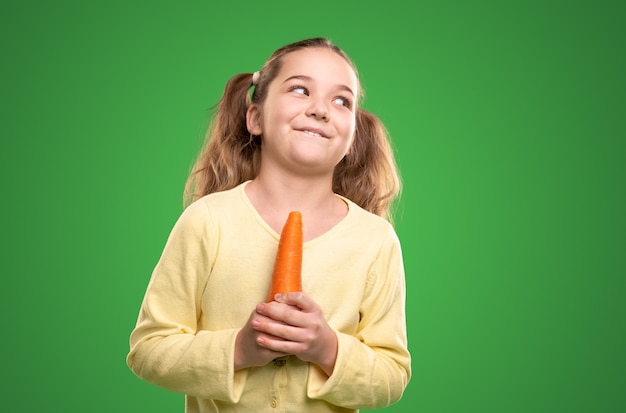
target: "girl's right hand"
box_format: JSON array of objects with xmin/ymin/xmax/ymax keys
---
[{"xmin": 234, "ymin": 307, "xmax": 289, "ymax": 370}]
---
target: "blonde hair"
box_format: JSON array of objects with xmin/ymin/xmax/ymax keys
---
[{"xmin": 184, "ymin": 38, "xmax": 401, "ymax": 221}]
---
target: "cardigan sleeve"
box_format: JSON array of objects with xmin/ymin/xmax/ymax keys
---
[
  {"xmin": 306, "ymin": 229, "xmax": 411, "ymax": 409},
  {"xmin": 126, "ymin": 200, "xmax": 248, "ymax": 402}
]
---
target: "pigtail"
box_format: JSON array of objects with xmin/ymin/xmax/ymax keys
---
[
  {"xmin": 184, "ymin": 73, "xmax": 261, "ymax": 207},
  {"xmin": 333, "ymin": 108, "xmax": 401, "ymax": 222}
]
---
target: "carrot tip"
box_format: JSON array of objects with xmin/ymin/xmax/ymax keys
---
[{"xmin": 266, "ymin": 211, "xmax": 303, "ymax": 302}]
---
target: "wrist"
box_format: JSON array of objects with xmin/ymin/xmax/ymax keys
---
[{"xmin": 318, "ymin": 329, "xmax": 338, "ymax": 376}]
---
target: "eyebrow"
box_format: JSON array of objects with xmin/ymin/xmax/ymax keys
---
[{"xmin": 283, "ymin": 75, "xmax": 355, "ymax": 97}]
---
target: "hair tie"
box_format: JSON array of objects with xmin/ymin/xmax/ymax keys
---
[{"xmin": 252, "ymin": 71, "xmax": 260, "ymax": 86}]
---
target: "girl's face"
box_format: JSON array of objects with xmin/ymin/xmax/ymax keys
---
[{"xmin": 247, "ymin": 47, "xmax": 358, "ymax": 177}]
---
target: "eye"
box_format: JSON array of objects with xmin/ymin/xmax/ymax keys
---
[
  {"xmin": 333, "ymin": 96, "xmax": 352, "ymax": 109},
  {"xmin": 289, "ymin": 85, "xmax": 309, "ymax": 95}
]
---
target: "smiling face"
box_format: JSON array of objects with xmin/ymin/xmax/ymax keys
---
[{"xmin": 247, "ymin": 47, "xmax": 358, "ymax": 177}]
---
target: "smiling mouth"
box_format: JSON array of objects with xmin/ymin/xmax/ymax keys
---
[{"xmin": 299, "ymin": 129, "xmax": 327, "ymax": 138}]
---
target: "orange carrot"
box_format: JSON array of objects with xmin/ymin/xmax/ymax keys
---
[{"xmin": 266, "ymin": 211, "xmax": 303, "ymax": 302}]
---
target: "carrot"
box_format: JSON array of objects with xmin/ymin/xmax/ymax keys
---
[{"xmin": 266, "ymin": 211, "xmax": 303, "ymax": 302}]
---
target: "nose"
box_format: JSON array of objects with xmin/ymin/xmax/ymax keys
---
[{"xmin": 305, "ymin": 98, "xmax": 329, "ymax": 121}]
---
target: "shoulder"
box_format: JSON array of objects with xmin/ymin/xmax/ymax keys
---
[
  {"xmin": 343, "ymin": 197, "xmax": 398, "ymax": 237},
  {"xmin": 331, "ymin": 197, "xmax": 402, "ymax": 256},
  {"xmin": 176, "ymin": 183, "xmax": 248, "ymax": 230},
  {"xmin": 186, "ymin": 183, "xmax": 246, "ymax": 214}
]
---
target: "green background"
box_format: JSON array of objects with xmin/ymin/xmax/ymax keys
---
[{"xmin": 2, "ymin": 0, "xmax": 624, "ymax": 412}]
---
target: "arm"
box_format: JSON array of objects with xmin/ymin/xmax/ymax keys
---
[
  {"xmin": 307, "ymin": 232, "xmax": 412, "ymax": 409},
  {"xmin": 125, "ymin": 201, "xmax": 247, "ymax": 402}
]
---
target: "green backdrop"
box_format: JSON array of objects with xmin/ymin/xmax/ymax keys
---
[{"xmin": 2, "ymin": 1, "xmax": 624, "ymax": 412}]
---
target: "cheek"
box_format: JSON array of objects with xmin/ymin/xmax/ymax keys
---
[
  {"xmin": 263, "ymin": 102, "xmax": 290, "ymax": 127},
  {"xmin": 343, "ymin": 116, "xmax": 357, "ymax": 138}
]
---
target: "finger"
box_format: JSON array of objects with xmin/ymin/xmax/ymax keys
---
[
  {"xmin": 256, "ymin": 331, "xmax": 294, "ymax": 354},
  {"xmin": 257, "ymin": 301, "xmax": 307, "ymax": 328},
  {"xmin": 274, "ymin": 292, "xmax": 313, "ymax": 310},
  {"xmin": 257, "ymin": 333, "xmax": 299, "ymax": 355},
  {"xmin": 256, "ymin": 301, "xmax": 296, "ymax": 320},
  {"xmin": 250, "ymin": 309, "xmax": 283, "ymax": 330}
]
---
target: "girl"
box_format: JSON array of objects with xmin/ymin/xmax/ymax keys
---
[{"xmin": 127, "ymin": 37, "xmax": 411, "ymax": 412}]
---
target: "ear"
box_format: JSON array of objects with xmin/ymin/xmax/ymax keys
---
[{"xmin": 246, "ymin": 104, "xmax": 262, "ymax": 135}]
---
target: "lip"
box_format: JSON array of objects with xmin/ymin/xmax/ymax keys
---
[{"xmin": 295, "ymin": 127, "xmax": 329, "ymax": 139}]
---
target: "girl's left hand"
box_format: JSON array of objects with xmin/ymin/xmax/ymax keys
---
[{"xmin": 253, "ymin": 292, "xmax": 338, "ymax": 376}]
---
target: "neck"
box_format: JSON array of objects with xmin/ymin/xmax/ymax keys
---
[
  {"xmin": 245, "ymin": 171, "xmax": 349, "ymax": 241},
  {"xmin": 247, "ymin": 172, "xmax": 336, "ymax": 215}
]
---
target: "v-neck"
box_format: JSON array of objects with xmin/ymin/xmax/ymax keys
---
[{"xmin": 238, "ymin": 180, "xmax": 352, "ymax": 246}]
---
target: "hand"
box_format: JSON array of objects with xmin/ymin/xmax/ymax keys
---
[
  {"xmin": 234, "ymin": 308, "xmax": 289, "ymax": 370},
  {"xmin": 253, "ymin": 292, "xmax": 338, "ymax": 376}
]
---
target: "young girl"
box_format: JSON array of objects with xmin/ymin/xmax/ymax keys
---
[{"xmin": 127, "ymin": 37, "xmax": 411, "ymax": 412}]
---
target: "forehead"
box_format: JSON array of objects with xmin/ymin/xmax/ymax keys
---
[{"xmin": 276, "ymin": 47, "xmax": 358, "ymax": 92}]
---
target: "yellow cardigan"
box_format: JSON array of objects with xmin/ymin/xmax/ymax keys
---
[{"xmin": 127, "ymin": 182, "xmax": 411, "ymax": 412}]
